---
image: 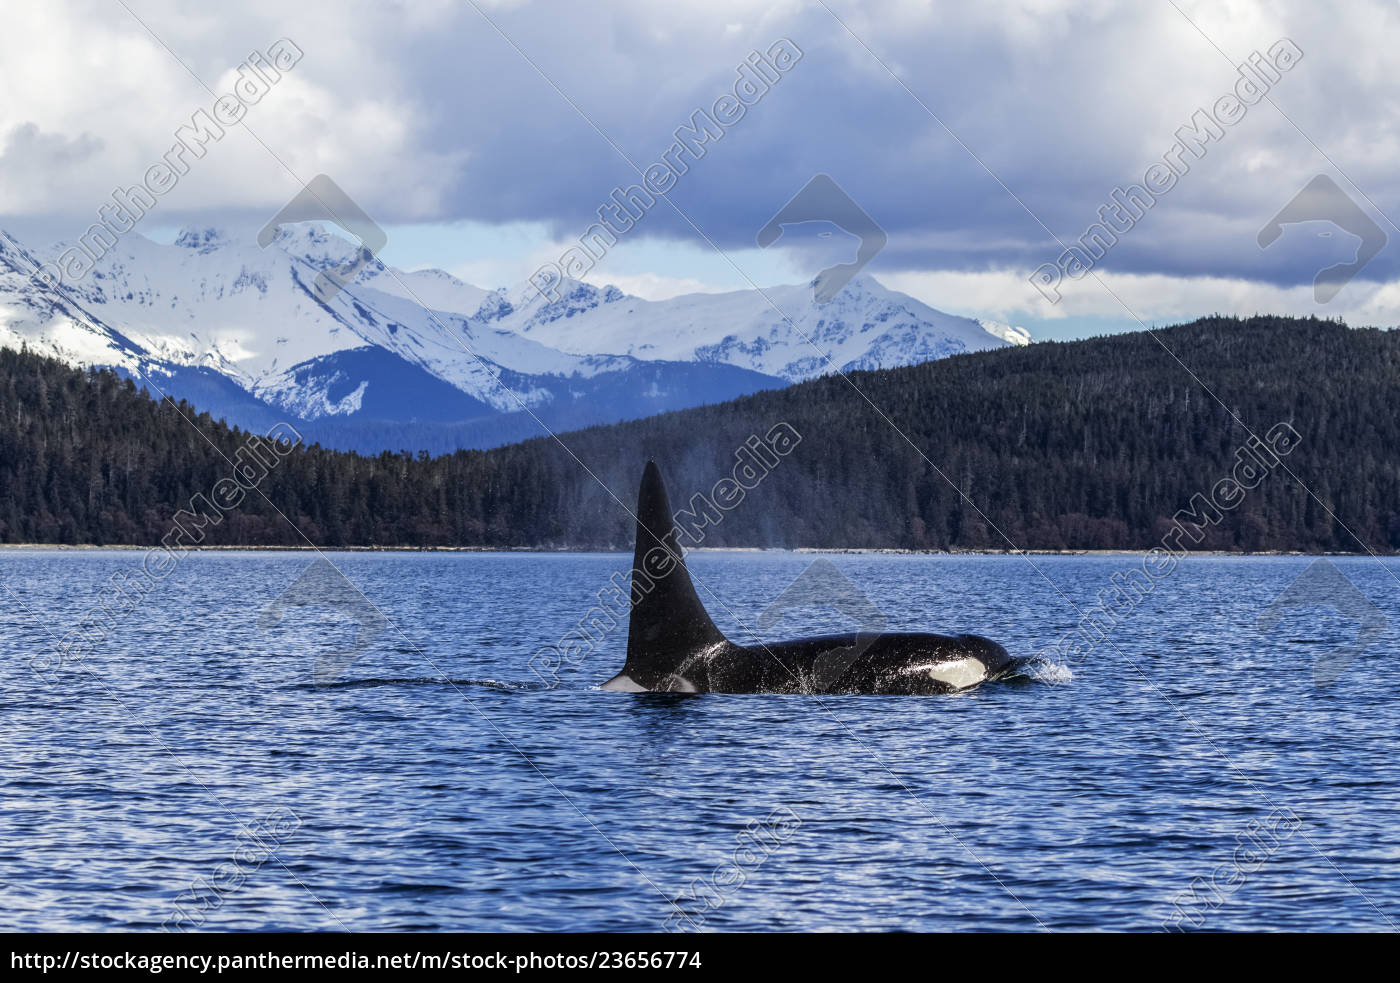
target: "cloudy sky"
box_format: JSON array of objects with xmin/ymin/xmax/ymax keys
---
[{"xmin": 2, "ymin": 0, "xmax": 1398, "ymax": 339}]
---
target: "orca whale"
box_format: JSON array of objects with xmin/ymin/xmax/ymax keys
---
[{"xmin": 602, "ymin": 462, "xmax": 1016, "ymax": 695}]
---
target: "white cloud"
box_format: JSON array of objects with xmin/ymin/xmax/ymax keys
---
[
  {"xmin": 4, "ymin": 0, "xmax": 1400, "ymax": 326},
  {"xmin": 882, "ymin": 267, "xmax": 1400, "ymax": 329},
  {"xmin": 582, "ymin": 271, "xmax": 730, "ymax": 300}
]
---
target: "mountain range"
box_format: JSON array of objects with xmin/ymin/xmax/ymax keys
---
[
  {"xmin": 2, "ymin": 315, "xmax": 1385, "ymax": 553},
  {"xmin": 0, "ymin": 223, "xmax": 1027, "ymax": 452}
]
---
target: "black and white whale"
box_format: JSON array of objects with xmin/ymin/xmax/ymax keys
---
[{"xmin": 602, "ymin": 462, "xmax": 1017, "ymax": 695}]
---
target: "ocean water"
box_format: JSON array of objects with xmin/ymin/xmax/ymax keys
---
[{"xmin": 0, "ymin": 549, "xmax": 1397, "ymax": 933}]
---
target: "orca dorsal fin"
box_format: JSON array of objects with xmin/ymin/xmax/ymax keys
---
[{"xmin": 624, "ymin": 462, "xmax": 726, "ymax": 676}]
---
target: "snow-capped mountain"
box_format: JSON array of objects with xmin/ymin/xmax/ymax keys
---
[
  {"xmin": 0, "ymin": 224, "xmax": 1027, "ymax": 452},
  {"xmin": 977, "ymin": 319, "xmax": 1034, "ymax": 347},
  {"xmin": 497, "ymin": 274, "xmax": 1021, "ymax": 382}
]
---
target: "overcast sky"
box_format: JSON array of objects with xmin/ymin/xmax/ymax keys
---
[{"xmin": 2, "ymin": 0, "xmax": 1398, "ymax": 339}]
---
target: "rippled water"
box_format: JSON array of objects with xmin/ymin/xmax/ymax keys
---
[{"xmin": 1, "ymin": 549, "xmax": 1398, "ymax": 932}]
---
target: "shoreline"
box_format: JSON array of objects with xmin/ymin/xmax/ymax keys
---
[{"xmin": 0, "ymin": 543, "xmax": 1386, "ymax": 557}]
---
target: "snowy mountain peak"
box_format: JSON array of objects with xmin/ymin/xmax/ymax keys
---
[
  {"xmin": 978, "ymin": 319, "xmax": 1033, "ymax": 347},
  {"xmin": 266, "ymin": 222, "xmax": 363, "ymax": 267},
  {"xmin": 174, "ymin": 227, "xmax": 232, "ymax": 254},
  {"xmin": 0, "ymin": 222, "xmax": 1031, "ymax": 450},
  {"xmin": 507, "ymin": 276, "xmax": 632, "ymax": 324},
  {"xmin": 500, "ymin": 268, "xmax": 1022, "ymax": 382}
]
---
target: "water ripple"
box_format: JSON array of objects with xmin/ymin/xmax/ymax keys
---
[{"xmin": 1, "ymin": 550, "xmax": 1397, "ymax": 931}]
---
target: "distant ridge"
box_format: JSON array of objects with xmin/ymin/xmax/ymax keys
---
[
  {"xmin": 0, "ymin": 224, "xmax": 1021, "ymax": 452},
  {"xmin": 0, "ymin": 314, "xmax": 1392, "ymax": 554}
]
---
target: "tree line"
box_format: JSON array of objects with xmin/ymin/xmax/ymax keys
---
[{"xmin": 1, "ymin": 314, "xmax": 1396, "ymax": 552}]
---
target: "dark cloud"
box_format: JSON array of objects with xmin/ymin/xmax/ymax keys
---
[{"xmin": 8, "ymin": 1, "xmax": 1400, "ymax": 293}]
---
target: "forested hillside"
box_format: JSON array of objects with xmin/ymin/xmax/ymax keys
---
[{"xmin": 1, "ymin": 315, "xmax": 1396, "ymax": 551}]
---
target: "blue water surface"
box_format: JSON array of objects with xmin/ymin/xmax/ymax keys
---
[{"xmin": 0, "ymin": 549, "xmax": 1397, "ymax": 932}]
